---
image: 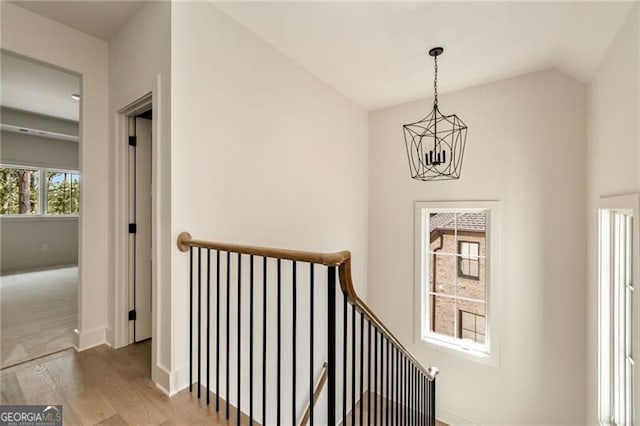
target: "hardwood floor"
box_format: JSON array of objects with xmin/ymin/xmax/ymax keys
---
[
  {"xmin": 0, "ymin": 341, "xmax": 249, "ymax": 425},
  {"xmin": 0, "ymin": 341, "xmax": 446, "ymax": 425}
]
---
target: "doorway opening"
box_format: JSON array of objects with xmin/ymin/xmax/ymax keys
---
[
  {"xmin": 114, "ymin": 93, "xmax": 156, "ymax": 382},
  {"xmin": 128, "ymin": 109, "xmax": 153, "ymax": 344},
  {"xmin": 0, "ymin": 51, "xmax": 81, "ymax": 368}
]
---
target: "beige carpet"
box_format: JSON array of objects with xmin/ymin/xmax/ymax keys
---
[{"xmin": 1, "ymin": 266, "xmax": 77, "ymax": 368}]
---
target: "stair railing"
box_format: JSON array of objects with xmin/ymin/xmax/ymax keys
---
[{"xmin": 177, "ymin": 232, "xmax": 438, "ymax": 425}]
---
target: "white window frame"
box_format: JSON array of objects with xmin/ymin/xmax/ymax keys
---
[
  {"xmin": 598, "ymin": 194, "xmax": 639, "ymax": 426},
  {"xmin": 414, "ymin": 200, "xmax": 500, "ymax": 366},
  {"xmin": 43, "ymin": 167, "xmax": 80, "ymax": 217},
  {"xmin": 0, "ymin": 163, "xmax": 79, "ymax": 218},
  {"xmin": 0, "ymin": 163, "xmax": 42, "ymax": 216}
]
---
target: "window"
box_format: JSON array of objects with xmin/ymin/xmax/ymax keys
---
[
  {"xmin": 598, "ymin": 195, "xmax": 639, "ymax": 425},
  {"xmin": 46, "ymin": 171, "xmax": 80, "ymax": 215},
  {"xmin": 0, "ymin": 165, "xmax": 79, "ymax": 217},
  {"xmin": 458, "ymin": 241, "xmax": 480, "ymax": 279},
  {"xmin": 0, "ymin": 166, "xmax": 40, "ymax": 215},
  {"xmin": 415, "ymin": 201, "xmax": 499, "ymax": 364},
  {"xmin": 458, "ymin": 310, "xmax": 485, "ymax": 344}
]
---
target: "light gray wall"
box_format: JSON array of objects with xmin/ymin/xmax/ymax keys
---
[
  {"xmin": 1, "ymin": 106, "xmax": 78, "ymax": 138},
  {"xmin": 1, "ymin": 217, "xmax": 78, "ymax": 273},
  {"xmin": 1, "ymin": 130, "xmax": 78, "ymax": 169},
  {"xmin": 1, "ymin": 110, "xmax": 79, "ymax": 274}
]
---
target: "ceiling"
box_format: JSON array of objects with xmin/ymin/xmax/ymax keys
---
[
  {"xmin": 6, "ymin": 1, "xmax": 635, "ymax": 113},
  {"xmin": 215, "ymin": 1, "xmax": 636, "ymax": 110},
  {"xmin": 10, "ymin": 1, "xmax": 148, "ymax": 42},
  {"xmin": 1, "ymin": 52, "xmax": 80, "ymax": 121}
]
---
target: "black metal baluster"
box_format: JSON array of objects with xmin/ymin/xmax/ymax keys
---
[
  {"xmin": 249, "ymin": 255, "xmax": 254, "ymax": 424},
  {"xmin": 395, "ymin": 347, "xmax": 399, "ymax": 426},
  {"xmin": 226, "ymin": 251, "xmax": 230, "ymax": 419},
  {"xmin": 430, "ymin": 376, "xmax": 436, "ymax": 426},
  {"xmin": 423, "ymin": 374, "xmax": 427, "ymax": 426},
  {"xmin": 207, "ymin": 249, "xmax": 211, "ymax": 405},
  {"xmin": 262, "ymin": 257, "xmax": 267, "ymax": 425},
  {"xmin": 374, "ymin": 328, "xmax": 378, "ymax": 426},
  {"xmin": 413, "ymin": 367, "xmax": 416, "ymax": 425},
  {"xmin": 411, "ymin": 366, "xmax": 414, "ymax": 425},
  {"xmin": 327, "ymin": 266, "xmax": 337, "ymax": 426},
  {"xmin": 277, "ymin": 259, "xmax": 281, "ymax": 425},
  {"xmin": 403, "ymin": 356, "xmax": 407, "ymax": 426},
  {"xmin": 359, "ymin": 313, "xmax": 364, "ymax": 426},
  {"xmin": 380, "ymin": 334, "xmax": 384, "ymax": 425},
  {"xmin": 237, "ymin": 253, "xmax": 241, "ymax": 425},
  {"xmin": 351, "ymin": 304, "xmax": 356, "ymax": 426},
  {"xmin": 343, "ymin": 295, "xmax": 347, "ymax": 425},
  {"xmin": 198, "ymin": 248, "xmax": 201, "ymax": 399},
  {"xmin": 292, "ymin": 261, "xmax": 297, "ymax": 426},
  {"xmin": 216, "ymin": 251, "xmax": 221, "ymax": 411},
  {"xmin": 367, "ymin": 321, "xmax": 371, "ymax": 426},
  {"xmin": 310, "ymin": 263, "xmax": 315, "ymax": 426},
  {"xmin": 189, "ymin": 247, "xmax": 193, "ymax": 393},
  {"xmin": 386, "ymin": 339, "xmax": 390, "ymax": 425}
]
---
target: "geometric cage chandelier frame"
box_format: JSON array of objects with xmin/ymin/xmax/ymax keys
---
[{"xmin": 403, "ymin": 47, "xmax": 468, "ymax": 181}]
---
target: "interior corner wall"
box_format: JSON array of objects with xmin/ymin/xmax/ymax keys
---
[
  {"xmin": 108, "ymin": 0, "xmax": 171, "ymax": 385},
  {"xmin": 170, "ymin": 0, "xmax": 368, "ymax": 400},
  {"xmin": 368, "ymin": 70, "xmax": 587, "ymax": 424},
  {"xmin": 0, "ymin": 2, "xmax": 109, "ymax": 350},
  {"xmin": 586, "ymin": 5, "xmax": 640, "ymax": 424}
]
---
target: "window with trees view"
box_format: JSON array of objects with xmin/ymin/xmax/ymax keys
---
[
  {"xmin": 47, "ymin": 171, "xmax": 79, "ymax": 215},
  {"xmin": 0, "ymin": 166, "xmax": 79, "ymax": 216},
  {"xmin": 0, "ymin": 167, "xmax": 40, "ymax": 215}
]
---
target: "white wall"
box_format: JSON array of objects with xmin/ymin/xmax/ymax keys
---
[
  {"xmin": 171, "ymin": 2, "xmax": 369, "ymax": 412},
  {"xmin": 586, "ymin": 6, "xmax": 640, "ymax": 424},
  {"xmin": 1, "ymin": 2, "xmax": 110, "ymax": 350},
  {"xmin": 108, "ymin": 0, "xmax": 172, "ymax": 390},
  {"xmin": 368, "ymin": 70, "xmax": 587, "ymax": 424}
]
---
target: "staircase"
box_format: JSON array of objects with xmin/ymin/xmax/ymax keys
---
[{"xmin": 177, "ymin": 232, "xmax": 439, "ymax": 425}]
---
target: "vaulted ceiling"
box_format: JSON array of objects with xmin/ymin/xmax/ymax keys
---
[
  {"xmin": 5, "ymin": 1, "xmax": 636, "ymax": 113},
  {"xmin": 215, "ymin": 1, "xmax": 636, "ymax": 110}
]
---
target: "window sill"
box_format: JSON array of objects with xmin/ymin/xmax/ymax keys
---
[{"xmin": 418, "ymin": 334, "xmax": 499, "ymax": 367}]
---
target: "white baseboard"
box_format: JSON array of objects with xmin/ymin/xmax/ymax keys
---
[
  {"xmin": 170, "ymin": 363, "xmax": 190, "ymax": 396},
  {"xmin": 155, "ymin": 363, "xmax": 172, "ymax": 396},
  {"xmin": 73, "ymin": 327, "xmax": 106, "ymax": 351},
  {"xmin": 438, "ymin": 408, "xmax": 478, "ymax": 426}
]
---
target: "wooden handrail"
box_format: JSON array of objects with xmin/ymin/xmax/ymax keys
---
[
  {"xmin": 176, "ymin": 232, "xmax": 439, "ymax": 381},
  {"xmin": 177, "ymin": 232, "xmax": 350, "ymax": 266},
  {"xmin": 297, "ymin": 362, "xmax": 328, "ymax": 426}
]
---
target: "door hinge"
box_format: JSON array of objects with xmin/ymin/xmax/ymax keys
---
[
  {"xmin": 129, "ymin": 223, "xmax": 137, "ymax": 234},
  {"xmin": 128, "ymin": 136, "xmax": 137, "ymax": 146},
  {"xmin": 128, "ymin": 310, "xmax": 137, "ymax": 321}
]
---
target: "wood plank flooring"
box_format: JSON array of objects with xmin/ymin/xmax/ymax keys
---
[
  {"xmin": 0, "ymin": 341, "xmax": 447, "ymax": 425},
  {"xmin": 0, "ymin": 341, "xmax": 248, "ymax": 425}
]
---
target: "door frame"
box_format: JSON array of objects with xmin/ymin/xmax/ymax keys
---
[{"xmin": 113, "ymin": 93, "xmax": 159, "ymax": 378}]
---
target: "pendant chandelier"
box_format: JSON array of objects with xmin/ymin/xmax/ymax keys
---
[{"xmin": 403, "ymin": 47, "xmax": 468, "ymax": 181}]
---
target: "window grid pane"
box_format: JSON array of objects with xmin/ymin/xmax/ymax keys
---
[
  {"xmin": 0, "ymin": 167, "xmax": 40, "ymax": 215},
  {"xmin": 426, "ymin": 210, "xmax": 488, "ymax": 351},
  {"xmin": 47, "ymin": 171, "xmax": 80, "ymax": 215}
]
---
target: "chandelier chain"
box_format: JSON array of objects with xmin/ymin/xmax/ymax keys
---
[{"xmin": 433, "ymin": 54, "xmax": 438, "ymax": 108}]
